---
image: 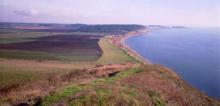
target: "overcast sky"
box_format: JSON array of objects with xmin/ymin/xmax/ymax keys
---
[{"xmin": 0, "ymin": 0, "xmax": 219, "ymax": 27}]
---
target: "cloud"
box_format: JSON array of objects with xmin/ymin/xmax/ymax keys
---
[{"xmin": 13, "ymin": 9, "xmax": 40, "ymax": 17}]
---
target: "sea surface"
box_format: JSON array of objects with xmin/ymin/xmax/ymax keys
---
[{"xmin": 125, "ymin": 28, "xmax": 220, "ymax": 99}]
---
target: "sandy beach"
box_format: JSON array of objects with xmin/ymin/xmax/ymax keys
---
[{"xmin": 109, "ymin": 28, "xmax": 150, "ymax": 65}]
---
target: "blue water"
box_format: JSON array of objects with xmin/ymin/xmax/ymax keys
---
[{"xmin": 125, "ymin": 28, "xmax": 220, "ymax": 99}]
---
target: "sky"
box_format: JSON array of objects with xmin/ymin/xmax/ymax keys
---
[{"xmin": 0, "ymin": 0, "xmax": 219, "ymax": 27}]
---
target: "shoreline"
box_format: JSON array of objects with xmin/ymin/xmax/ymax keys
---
[{"xmin": 109, "ymin": 28, "xmax": 150, "ymax": 65}]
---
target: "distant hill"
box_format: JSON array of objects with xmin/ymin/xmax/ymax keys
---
[
  {"xmin": 0, "ymin": 22, "xmax": 145, "ymax": 34},
  {"xmin": 77, "ymin": 24, "xmax": 145, "ymax": 34}
]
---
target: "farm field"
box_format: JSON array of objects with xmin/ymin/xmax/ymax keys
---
[{"xmin": 0, "ymin": 29, "xmax": 105, "ymax": 61}]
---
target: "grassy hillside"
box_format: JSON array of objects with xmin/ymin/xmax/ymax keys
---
[{"xmin": 39, "ymin": 65, "xmax": 219, "ymax": 106}]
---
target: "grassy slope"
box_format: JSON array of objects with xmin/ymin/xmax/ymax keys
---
[{"xmin": 40, "ymin": 65, "xmax": 220, "ymax": 106}]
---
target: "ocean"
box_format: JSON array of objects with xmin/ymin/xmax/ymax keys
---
[{"xmin": 125, "ymin": 28, "xmax": 220, "ymax": 99}]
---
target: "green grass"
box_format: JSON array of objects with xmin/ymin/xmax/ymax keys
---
[{"xmin": 97, "ymin": 38, "xmax": 135, "ymax": 64}]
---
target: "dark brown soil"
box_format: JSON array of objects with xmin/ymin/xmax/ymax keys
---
[{"xmin": 0, "ymin": 34, "xmax": 102, "ymax": 55}]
